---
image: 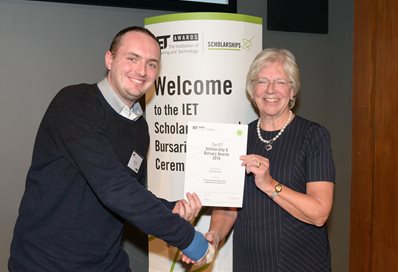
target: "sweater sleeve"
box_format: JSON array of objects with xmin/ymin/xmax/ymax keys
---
[
  {"xmin": 44, "ymin": 86, "xmax": 194, "ymax": 250},
  {"xmin": 159, "ymin": 198, "xmax": 177, "ymax": 210}
]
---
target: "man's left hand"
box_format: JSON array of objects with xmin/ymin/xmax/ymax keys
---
[{"xmin": 172, "ymin": 192, "xmax": 202, "ymax": 222}]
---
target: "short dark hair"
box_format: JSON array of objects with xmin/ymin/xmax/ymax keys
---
[{"xmin": 109, "ymin": 26, "xmax": 159, "ymax": 55}]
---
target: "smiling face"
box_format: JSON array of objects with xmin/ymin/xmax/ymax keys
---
[
  {"xmin": 105, "ymin": 31, "xmax": 160, "ymax": 108},
  {"xmin": 252, "ymin": 61, "xmax": 294, "ymax": 119}
]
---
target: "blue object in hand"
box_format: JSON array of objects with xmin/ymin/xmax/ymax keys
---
[{"xmin": 181, "ymin": 231, "xmax": 209, "ymax": 261}]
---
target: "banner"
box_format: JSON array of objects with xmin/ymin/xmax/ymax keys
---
[{"xmin": 145, "ymin": 12, "xmax": 262, "ymax": 272}]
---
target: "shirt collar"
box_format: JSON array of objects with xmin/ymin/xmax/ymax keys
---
[{"xmin": 97, "ymin": 77, "xmax": 143, "ymax": 121}]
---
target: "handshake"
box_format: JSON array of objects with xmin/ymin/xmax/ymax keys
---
[
  {"xmin": 172, "ymin": 193, "xmax": 221, "ymax": 267},
  {"xmin": 182, "ymin": 231, "xmax": 219, "ymax": 266},
  {"xmin": 181, "ymin": 230, "xmax": 220, "ymax": 266}
]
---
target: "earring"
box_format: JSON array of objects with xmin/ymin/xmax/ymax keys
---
[{"xmin": 289, "ymin": 97, "xmax": 296, "ymax": 109}]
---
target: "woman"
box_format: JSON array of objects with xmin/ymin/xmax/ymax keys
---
[{"xmin": 204, "ymin": 48, "xmax": 335, "ymax": 271}]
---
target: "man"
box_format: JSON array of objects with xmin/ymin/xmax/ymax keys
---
[{"xmin": 9, "ymin": 26, "xmax": 210, "ymax": 271}]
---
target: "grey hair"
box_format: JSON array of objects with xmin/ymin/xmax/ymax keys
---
[{"xmin": 245, "ymin": 48, "xmax": 300, "ymax": 109}]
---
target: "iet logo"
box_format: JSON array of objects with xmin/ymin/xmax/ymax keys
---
[{"xmin": 156, "ymin": 35, "xmax": 171, "ymax": 49}]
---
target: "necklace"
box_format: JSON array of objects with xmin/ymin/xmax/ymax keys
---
[{"xmin": 257, "ymin": 110, "xmax": 292, "ymax": 151}]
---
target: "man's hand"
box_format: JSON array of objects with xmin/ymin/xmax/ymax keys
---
[
  {"xmin": 181, "ymin": 230, "xmax": 220, "ymax": 266},
  {"xmin": 172, "ymin": 192, "xmax": 202, "ymax": 222}
]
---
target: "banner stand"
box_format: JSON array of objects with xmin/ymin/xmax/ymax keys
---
[{"xmin": 145, "ymin": 12, "xmax": 262, "ymax": 272}]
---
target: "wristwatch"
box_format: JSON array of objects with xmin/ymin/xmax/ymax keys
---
[{"xmin": 270, "ymin": 183, "xmax": 282, "ymax": 200}]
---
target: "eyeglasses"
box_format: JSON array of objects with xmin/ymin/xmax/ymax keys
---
[{"xmin": 252, "ymin": 78, "xmax": 292, "ymax": 89}]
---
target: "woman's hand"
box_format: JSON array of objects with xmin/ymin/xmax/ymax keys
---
[{"xmin": 240, "ymin": 154, "xmax": 275, "ymax": 192}]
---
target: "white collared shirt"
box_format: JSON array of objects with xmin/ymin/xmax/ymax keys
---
[{"xmin": 97, "ymin": 78, "xmax": 143, "ymax": 121}]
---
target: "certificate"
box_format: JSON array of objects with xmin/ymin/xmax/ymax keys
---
[{"xmin": 184, "ymin": 121, "xmax": 248, "ymax": 207}]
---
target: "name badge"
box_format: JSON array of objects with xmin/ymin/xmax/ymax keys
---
[{"xmin": 128, "ymin": 151, "xmax": 143, "ymax": 173}]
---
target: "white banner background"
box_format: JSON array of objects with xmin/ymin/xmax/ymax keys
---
[{"xmin": 145, "ymin": 13, "xmax": 262, "ymax": 272}]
